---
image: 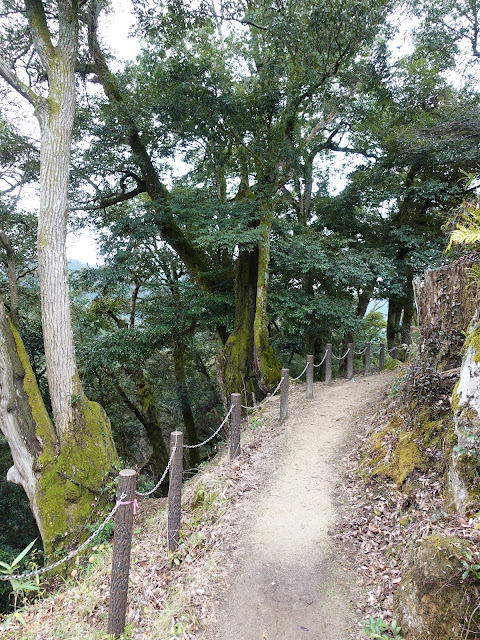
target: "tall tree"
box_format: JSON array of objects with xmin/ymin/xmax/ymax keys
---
[
  {"xmin": 79, "ymin": 0, "xmax": 394, "ymax": 401},
  {"xmin": 0, "ymin": 1, "xmax": 117, "ymax": 551}
]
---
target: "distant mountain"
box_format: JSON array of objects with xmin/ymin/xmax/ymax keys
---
[{"xmin": 68, "ymin": 259, "xmax": 89, "ymax": 271}]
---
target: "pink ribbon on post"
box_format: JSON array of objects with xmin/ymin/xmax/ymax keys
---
[{"xmin": 117, "ymin": 499, "xmax": 138, "ymax": 515}]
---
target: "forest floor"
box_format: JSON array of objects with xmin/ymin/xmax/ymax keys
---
[{"xmin": 207, "ymin": 370, "xmax": 395, "ymax": 640}]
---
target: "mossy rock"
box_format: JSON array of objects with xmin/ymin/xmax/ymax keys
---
[
  {"xmin": 367, "ymin": 409, "xmax": 455, "ymax": 487},
  {"xmin": 389, "ymin": 431, "xmax": 427, "ymax": 485},
  {"xmin": 463, "ymin": 326, "xmax": 480, "ymax": 364},
  {"xmin": 394, "ymin": 534, "xmax": 480, "ymax": 639}
]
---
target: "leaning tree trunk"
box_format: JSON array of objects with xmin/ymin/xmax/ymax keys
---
[{"xmin": 0, "ymin": 304, "xmax": 118, "ymax": 553}]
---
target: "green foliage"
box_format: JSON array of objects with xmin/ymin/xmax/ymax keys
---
[
  {"xmin": 362, "ymin": 616, "xmax": 403, "ymax": 639},
  {"xmin": 453, "ymin": 431, "xmax": 480, "ymax": 457},
  {"xmin": 0, "ymin": 540, "xmax": 43, "ymax": 629},
  {"xmin": 446, "ymin": 173, "xmax": 480, "ymax": 252}
]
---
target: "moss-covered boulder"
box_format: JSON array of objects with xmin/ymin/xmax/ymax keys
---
[{"xmin": 394, "ymin": 534, "xmax": 480, "ymax": 639}]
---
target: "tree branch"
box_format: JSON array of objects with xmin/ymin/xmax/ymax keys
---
[
  {"xmin": 0, "ymin": 230, "xmax": 20, "ymax": 327},
  {"xmin": 56, "ymin": 471, "xmax": 101, "ymax": 494},
  {"xmin": 88, "ymin": 181, "xmax": 147, "ymax": 210},
  {"xmin": 0, "ymin": 60, "xmax": 39, "ymax": 106},
  {"xmin": 23, "ymin": 0, "xmax": 55, "ymax": 69}
]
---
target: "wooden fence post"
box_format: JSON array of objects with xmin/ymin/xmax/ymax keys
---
[
  {"xmin": 392, "ymin": 344, "xmax": 399, "ymax": 360},
  {"xmin": 168, "ymin": 431, "xmax": 183, "ymax": 553},
  {"xmin": 306, "ymin": 355, "xmax": 314, "ymax": 399},
  {"xmin": 325, "ymin": 344, "xmax": 332, "ymax": 385},
  {"xmin": 107, "ymin": 469, "xmax": 136, "ymax": 638},
  {"xmin": 365, "ymin": 342, "xmax": 371, "ymax": 374},
  {"xmin": 230, "ymin": 393, "xmax": 241, "ymax": 460},
  {"xmin": 379, "ymin": 343, "xmax": 385, "ymax": 371},
  {"xmin": 280, "ymin": 368, "xmax": 289, "ymax": 423},
  {"xmin": 347, "ymin": 342, "xmax": 354, "ymax": 379}
]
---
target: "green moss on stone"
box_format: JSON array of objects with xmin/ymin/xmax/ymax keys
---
[
  {"xmin": 394, "ymin": 534, "xmax": 480, "ymax": 639},
  {"xmin": 451, "ymin": 380, "xmax": 461, "ymax": 413},
  {"xmin": 389, "ymin": 431, "xmax": 427, "ymax": 485},
  {"xmin": 464, "ymin": 328, "xmax": 480, "ymax": 363},
  {"xmin": 366, "ymin": 408, "xmax": 456, "ymax": 487}
]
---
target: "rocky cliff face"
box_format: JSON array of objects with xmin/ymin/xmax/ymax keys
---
[
  {"xmin": 414, "ymin": 254, "xmax": 480, "ymax": 512},
  {"xmin": 449, "ymin": 310, "xmax": 480, "ymax": 511}
]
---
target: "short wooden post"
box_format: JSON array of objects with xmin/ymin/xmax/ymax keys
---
[
  {"xmin": 325, "ymin": 344, "xmax": 332, "ymax": 385},
  {"xmin": 230, "ymin": 393, "xmax": 241, "ymax": 460},
  {"xmin": 347, "ymin": 343, "xmax": 354, "ymax": 379},
  {"xmin": 379, "ymin": 343, "xmax": 385, "ymax": 371},
  {"xmin": 280, "ymin": 368, "xmax": 289, "ymax": 423},
  {"xmin": 306, "ymin": 355, "xmax": 314, "ymax": 399},
  {"xmin": 168, "ymin": 431, "xmax": 183, "ymax": 553},
  {"xmin": 392, "ymin": 344, "xmax": 399, "ymax": 360},
  {"xmin": 364, "ymin": 342, "xmax": 371, "ymax": 374},
  {"xmin": 107, "ymin": 469, "xmax": 137, "ymax": 638}
]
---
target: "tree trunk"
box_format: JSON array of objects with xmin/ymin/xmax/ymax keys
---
[
  {"xmin": 0, "ymin": 1, "xmax": 119, "ymax": 550},
  {"xmin": 387, "ymin": 297, "xmax": 402, "ymax": 350},
  {"xmin": 253, "ymin": 206, "xmax": 281, "ymax": 393},
  {"xmin": 412, "ymin": 254, "xmax": 480, "ymax": 512},
  {"xmin": 172, "ymin": 336, "xmax": 200, "ymax": 467},
  {"xmin": 127, "ymin": 369, "xmax": 170, "ymax": 473},
  {"xmin": 0, "ymin": 231, "xmax": 20, "ymax": 327},
  {"xmin": 413, "ymin": 254, "xmax": 480, "ymax": 370},
  {"xmin": 36, "ymin": 56, "xmax": 80, "ymax": 442},
  {"xmin": 0, "ymin": 303, "xmax": 118, "ymax": 553},
  {"xmin": 219, "ymin": 247, "xmax": 258, "ymax": 400}
]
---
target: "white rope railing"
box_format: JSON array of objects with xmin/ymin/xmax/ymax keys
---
[
  {"xmin": 135, "ymin": 445, "xmax": 177, "ymax": 497},
  {"xmin": 183, "ymin": 405, "xmax": 234, "ymax": 449},
  {"xmin": 290, "ymin": 362, "xmax": 309, "ymax": 381},
  {"xmin": 241, "ymin": 375, "xmax": 286, "ymax": 410},
  {"xmin": 354, "ymin": 346, "xmax": 368, "ymax": 355},
  {"xmin": 313, "ymin": 350, "xmax": 328, "ymax": 367},
  {"xmin": 332, "ymin": 347, "xmax": 350, "ymax": 361}
]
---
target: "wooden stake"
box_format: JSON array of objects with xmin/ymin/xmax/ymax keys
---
[
  {"xmin": 306, "ymin": 355, "xmax": 314, "ymax": 399},
  {"xmin": 347, "ymin": 343, "xmax": 354, "ymax": 379},
  {"xmin": 365, "ymin": 342, "xmax": 371, "ymax": 374},
  {"xmin": 280, "ymin": 369, "xmax": 289, "ymax": 423},
  {"xmin": 168, "ymin": 431, "xmax": 183, "ymax": 553},
  {"xmin": 325, "ymin": 344, "xmax": 332, "ymax": 385},
  {"xmin": 107, "ymin": 469, "xmax": 136, "ymax": 638},
  {"xmin": 230, "ymin": 393, "xmax": 241, "ymax": 460},
  {"xmin": 379, "ymin": 343, "xmax": 385, "ymax": 371}
]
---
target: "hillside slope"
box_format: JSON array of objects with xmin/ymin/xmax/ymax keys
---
[{"xmin": 3, "ymin": 372, "xmax": 395, "ymax": 640}]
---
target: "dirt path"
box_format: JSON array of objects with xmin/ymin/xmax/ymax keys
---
[{"xmin": 211, "ymin": 371, "xmax": 395, "ymax": 640}]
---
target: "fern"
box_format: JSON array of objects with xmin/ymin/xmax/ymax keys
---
[
  {"xmin": 446, "ymin": 187, "xmax": 480, "ymax": 251},
  {"xmin": 448, "ymin": 225, "xmax": 480, "ymax": 249}
]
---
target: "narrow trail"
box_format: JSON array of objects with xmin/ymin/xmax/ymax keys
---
[{"xmin": 211, "ymin": 370, "xmax": 395, "ymax": 640}]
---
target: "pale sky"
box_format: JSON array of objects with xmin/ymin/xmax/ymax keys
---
[{"xmin": 67, "ymin": 0, "xmax": 140, "ymax": 266}]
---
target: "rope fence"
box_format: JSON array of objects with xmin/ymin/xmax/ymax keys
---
[{"xmin": 2, "ymin": 339, "xmax": 404, "ymax": 637}]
